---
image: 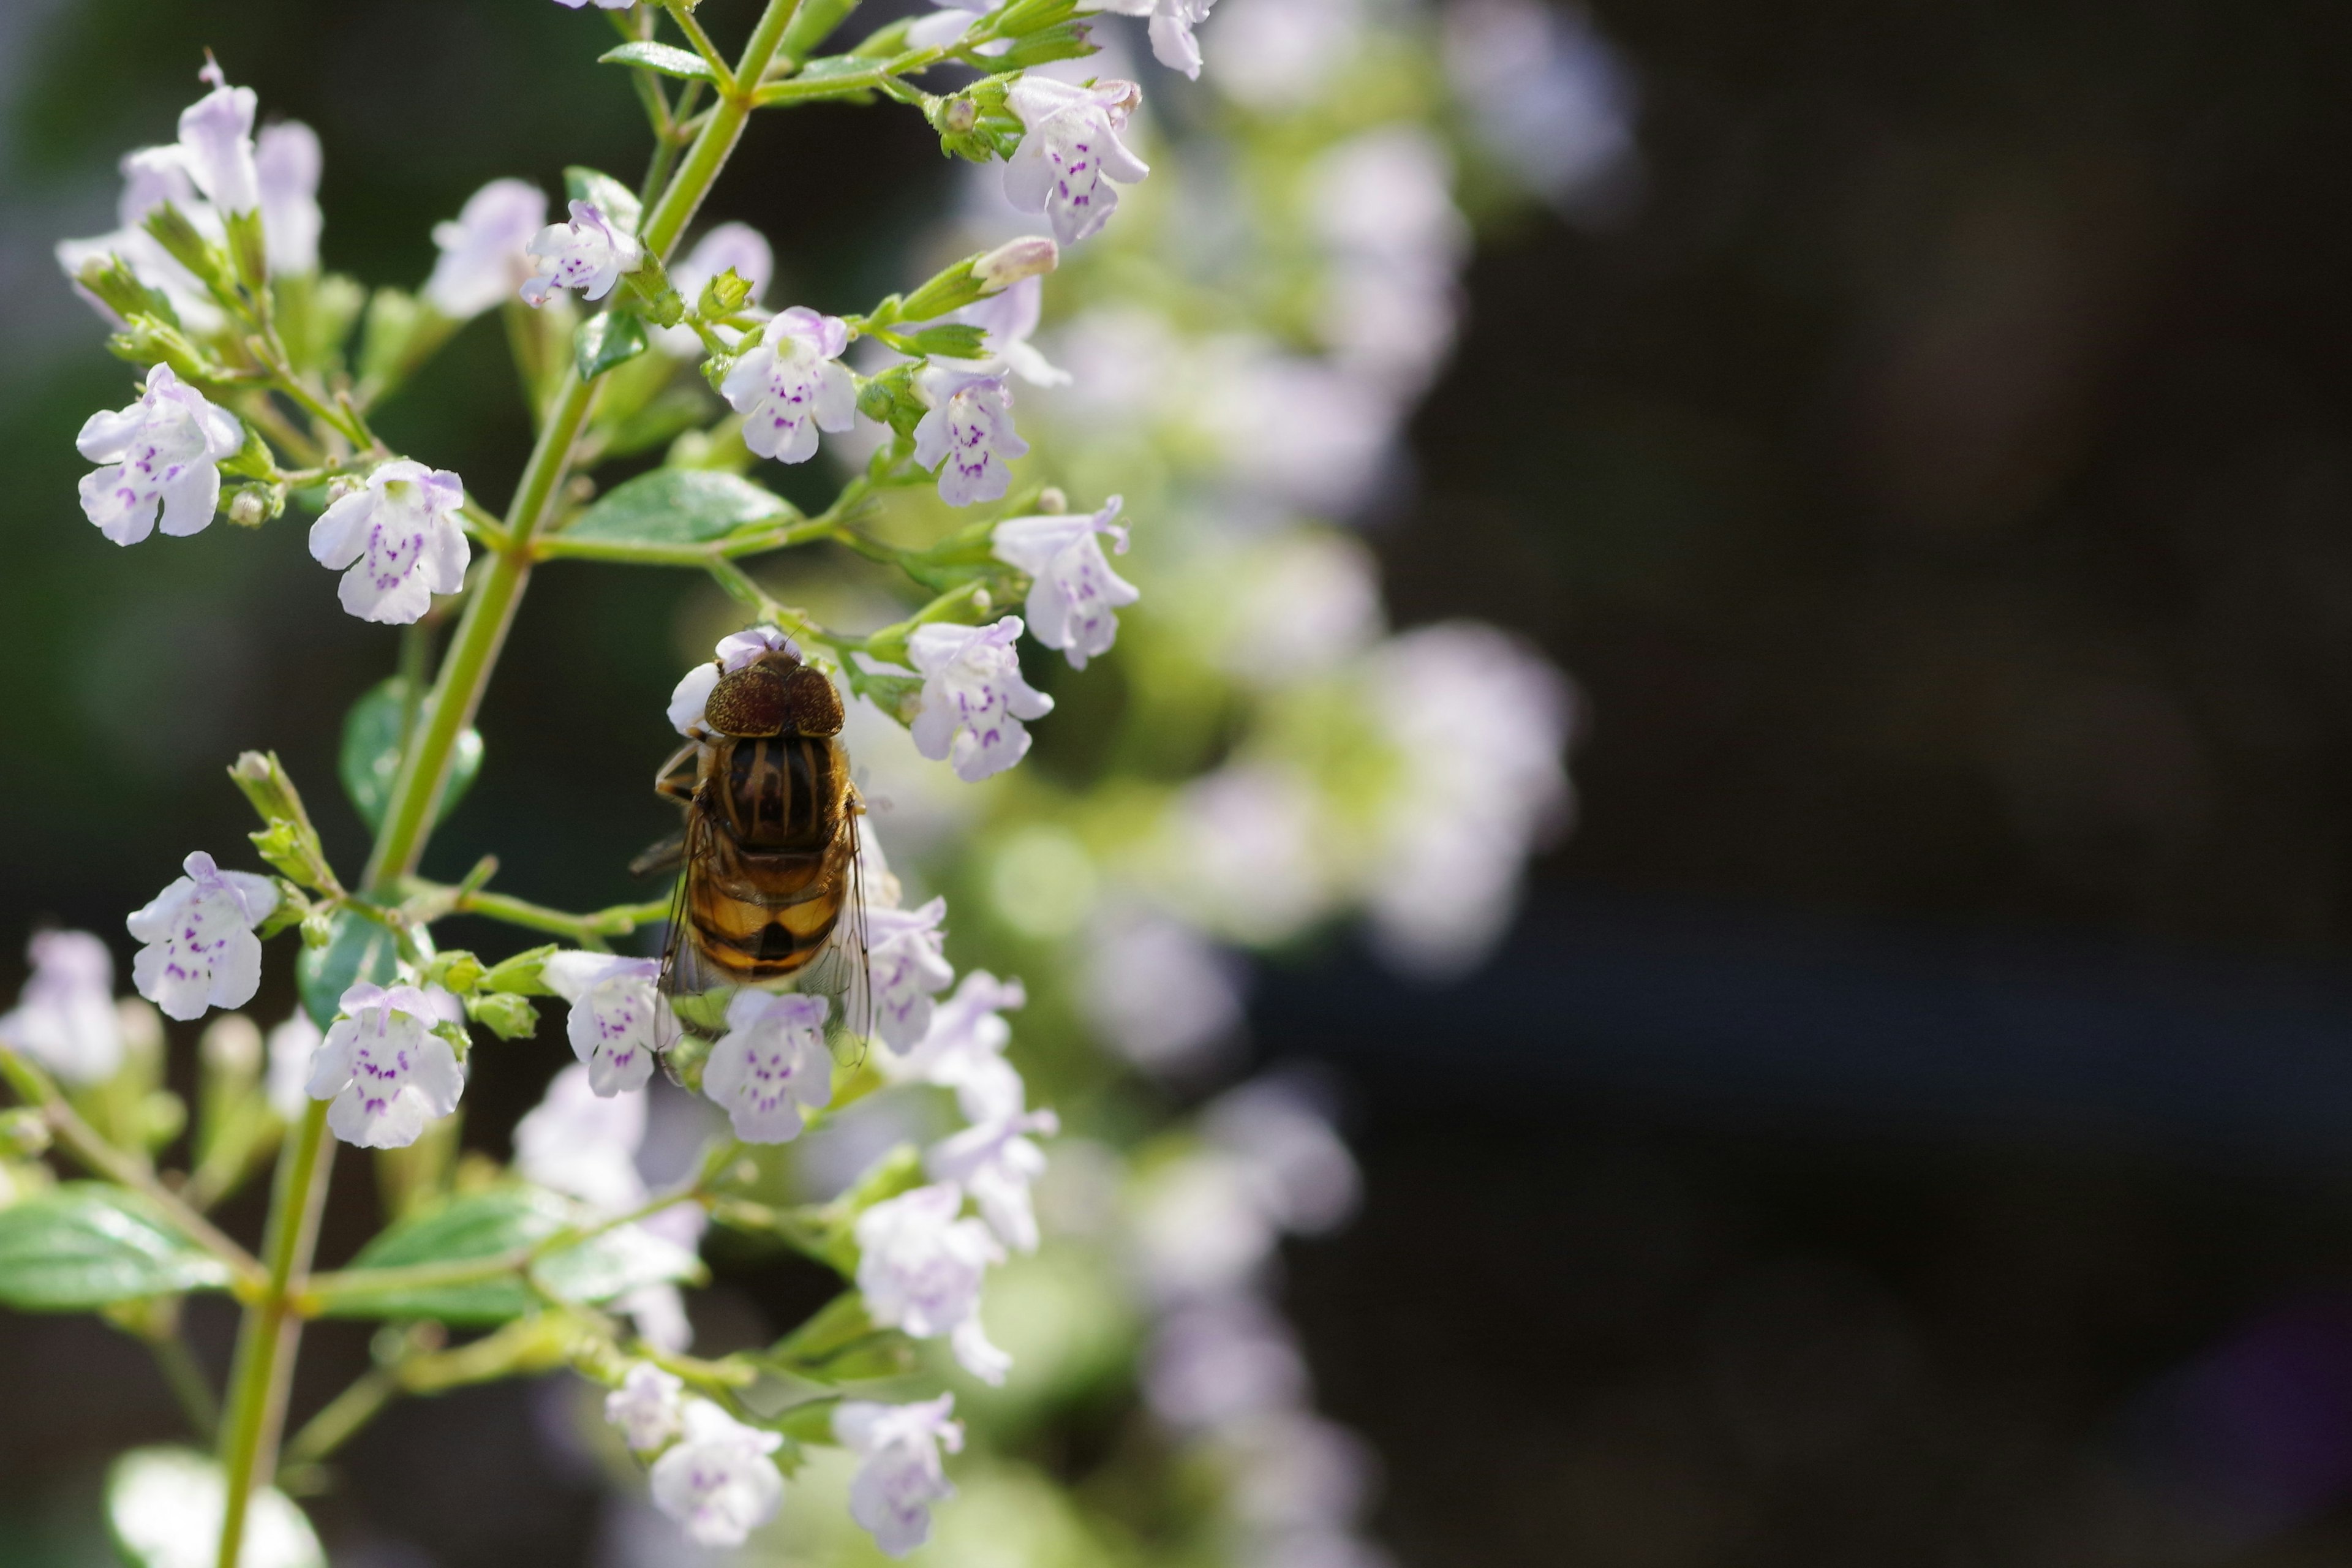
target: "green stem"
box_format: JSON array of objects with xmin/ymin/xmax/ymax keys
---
[
  {"xmin": 214, "ymin": 1100, "xmax": 333, "ymax": 1568},
  {"xmin": 148, "ymin": 1329, "xmax": 221, "ymax": 1443},
  {"xmin": 446, "ymin": 887, "xmax": 675, "ymax": 946}
]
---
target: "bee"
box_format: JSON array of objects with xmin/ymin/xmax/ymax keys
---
[{"xmin": 633, "ymin": 645, "xmax": 867, "ymax": 1036}]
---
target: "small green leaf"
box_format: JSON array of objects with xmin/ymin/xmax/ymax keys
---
[
  {"xmin": 598, "ymin": 39, "xmax": 717, "ymax": 80},
  {"xmin": 565, "ymin": 467, "xmax": 797, "ymax": 546},
  {"xmin": 563, "ymin": 165, "xmax": 643, "ymax": 238},
  {"xmin": 296, "ymin": 910, "xmax": 409, "ymax": 1030},
  {"xmin": 0, "ymin": 1185, "xmax": 233, "ymax": 1310},
  {"xmin": 575, "ymin": 311, "xmax": 649, "ymax": 380},
  {"xmin": 338, "ymin": 677, "xmax": 483, "ymax": 835},
  {"xmin": 109, "ymin": 1447, "xmax": 324, "ymax": 1568},
  {"xmin": 320, "ymin": 1186, "xmax": 701, "ymax": 1325}
]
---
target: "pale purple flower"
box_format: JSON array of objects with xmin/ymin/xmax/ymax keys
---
[
  {"xmin": 1219, "ymin": 532, "xmax": 1385, "ymax": 682},
  {"xmin": 306, "ymin": 982, "xmax": 466, "ymax": 1150},
  {"xmin": 514, "ymin": 1060, "xmax": 651, "ymax": 1213},
  {"xmin": 667, "ymin": 626, "xmax": 802, "ymax": 736},
  {"xmin": 1131, "ymin": 1150, "xmax": 1278, "ymax": 1302},
  {"xmin": 701, "ymin": 990, "xmax": 832, "ymax": 1143},
  {"xmin": 720, "ymin": 307, "xmax": 857, "ymax": 463},
  {"xmin": 1193, "ymin": 341, "xmax": 1402, "ymax": 518},
  {"xmin": 853, "ymin": 1182, "xmax": 1009, "ymax": 1384},
  {"xmin": 605, "ymin": 1362, "xmax": 685, "ymax": 1454},
  {"xmin": 927, "ymin": 1106, "xmax": 1059, "ymax": 1253},
  {"xmin": 124, "ymin": 851, "xmax": 276, "ymax": 1023},
  {"xmin": 307, "ymin": 459, "xmax": 471, "ymax": 625},
  {"xmin": 950, "ymin": 276, "xmax": 1070, "ymax": 387},
  {"xmin": 0, "ymin": 932, "xmax": 123, "ymax": 1085},
  {"xmin": 264, "ymin": 1008, "xmax": 321, "ymax": 1118},
  {"xmin": 55, "ymin": 153, "xmax": 222, "ymax": 334},
  {"xmin": 176, "ymin": 66, "xmax": 259, "ymax": 216},
  {"xmin": 890, "ymin": 970, "xmax": 1028, "ymax": 1121},
  {"xmin": 907, "ymin": 618, "xmax": 1054, "ymax": 782},
  {"xmin": 971, "ymin": 235, "xmax": 1060, "ymax": 293},
  {"xmin": 424, "ymin": 179, "xmax": 548, "ymax": 318},
  {"xmin": 835, "ymin": 1395, "xmax": 964, "ymax": 1558},
  {"xmin": 1145, "ymin": 1293, "xmax": 1308, "ymax": 1428},
  {"xmin": 254, "ymin": 121, "xmax": 322, "ymax": 274},
  {"xmin": 1445, "ymin": 0, "xmax": 1640, "ymax": 211},
  {"xmin": 1095, "ymin": 0, "xmax": 1217, "ymax": 78},
  {"xmin": 992, "ymin": 495, "xmax": 1139, "ymax": 669},
  {"xmin": 865, "ymin": 897, "xmax": 952, "ymax": 1052},
  {"xmin": 648, "ymin": 1399, "xmax": 784, "ymax": 1547},
  {"xmin": 1208, "ymin": 0, "xmax": 1364, "ymax": 108},
  {"xmin": 540, "ymin": 951, "xmax": 669, "ymax": 1096},
  {"xmin": 520, "ymin": 199, "xmax": 643, "ymax": 307},
  {"xmin": 75, "ymin": 364, "xmax": 243, "ymax": 546},
  {"xmin": 911, "ymin": 364, "xmax": 1027, "ymax": 506},
  {"xmin": 1203, "ymin": 1074, "xmax": 1360, "ymax": 1236},
  {"xmin": 1005, "ymin": 77, "xmax": 1150, "ymax": 246},
  {"xmin": 1079, "ymin": 910, "xmax": 1243, "ymax": 1076},
  {"xmin": 657, "ymin": 222, "xmax": 774, "ymax": 355},
  {"xmin": 1163, "ymin": 763, "xmax": 1334, "ymax": 944}
]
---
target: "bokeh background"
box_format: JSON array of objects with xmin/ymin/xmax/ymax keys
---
[{"xmin": 9, "ymin": 0, "xmax": 2352, "ymax": 1562}]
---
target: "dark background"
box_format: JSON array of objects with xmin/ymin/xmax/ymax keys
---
[{"xmin": 8, "ymin": 0, "xmax": 2352, "ymax": 1562}]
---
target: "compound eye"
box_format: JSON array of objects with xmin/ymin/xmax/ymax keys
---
[
  {"xmin": 782, "ymin": 666, "xmax": 845, "ymax": 737},
  {"xmin": 704, "ymin": 666, "xmax": 790, "ymax": 736}
]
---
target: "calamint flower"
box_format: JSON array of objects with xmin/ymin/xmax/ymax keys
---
[
  {"xmin": 865, "ymin": 897, "xmax": 953, "ymax": 1052},
  {"xmin": 605, "ymin": 1362, "xmax": 685, "ymax": 1454},
  {"xmin": 75, "ymin": 365, "xmax": 243, "ymax": 546},
  {"xmin": 835, "ymin": 1395, "xmax": 965, "ymax": 1558},
  {"xmin": 720, "ymin": 307, "xmax": 858, "ymax": 463},
  {"xmin": 854, "ymin": 1182, "xmax": 1011, "ymax": 1384},
  {"xmin": 648, "ymin": 1399, "xmax": 785, "ymax": 1547},
  {"xmin": 668, "ymin": 626, "xmax": 801, "ymax": 736},
  {"xmin": 950, "ymin": 275, "xmax": 1069, "ymax": 387},
  {"xmin": 540, "ymin": 951, "xmax": 669, "ymax": 1096},
  {"xmin": 891, "ymin": 970, "xmax": 1028, "ymax": 1121},
  {"xmin": 424, "ymin": 179, "xmax": 548, "ymax": 318},
  {"xmin": 1095, "ymin": 0, "xmax": 1218, "ymax": 78},
  {"xmin": 0, "ymin": 932, "xmax": 123, "ymax": 1085},
  {"xmin": 125, "ymin": 851, "xmax": 276, "ymax": 1023},
  {"xmin": 701, "ymin": 990, "xmax": 833, "ymax": 1143},
  {"xmin": 306, "ymin": 982, "xmax": 465, "ymax": 1150},
  {"xmin": 55, "ymin": 149, "xmax": 222, "ymax": 333},
  {"xmin": 519, "ymin": 199, "xmax": 642, "ymax": 307},
  {"xmin": 992, "ymin": 495, "xmax": 1139, "ymax": 669},
  {"xmin": 927, "ymin": 1106, "xmax": 1059, "ymax": 1253},
  {"xmin": 912, "ymin": 363, "xmax": 1027, "ymax": 506},
  {"xmin": 264, "ymin": 1008, "xmax": 320, "ymax": 1118},
  {"xmin": 307, "ymin": 459, "xmax": 470, "ymax": 625},
  {"xmin": 907, "ymin": 617, "xmax": 1054, "ymax": 782},
  {"xmin": 1004, "ymin": 77, "xmax": 1150, "ymax": 246},
  {"xmin": 254, "ymin": 121, "xmax": 323, "ymax": 275},
  {"xmin": 658, "ymin": 222, "xmax": 773, "ymax": 355},
  {"xmin": 176, "ymin": 64, "xmax": 259, "ymax": 216}
]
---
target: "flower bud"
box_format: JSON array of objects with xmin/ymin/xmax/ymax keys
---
[
  {"xmin": 225, "ymin": 484, "xmax": 281, "ymax": 528},
  {"xmin": 1037, "ymin": 487, "xmax": 1068, "ymax": 514},
  {"xmin": 200, "ymin": 1013, "xmax": 262, "ymax": 1076},
  {"xmin": 0, "ymin": 1108, "xmax": 51, "ymax": 1159},
  {"xmin": 973, "ymin": 236, "xmax": 1058, "ymax": 295},
  {"xmin": 943, "ymin": 98, "xmax": 979, "ymax": 134},
  {"xmin": 464, "ymin": 990, "xmax": 539, "ymax": 1041}
]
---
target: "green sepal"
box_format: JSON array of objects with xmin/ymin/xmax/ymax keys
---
[
  {"xmin": 0, "ymin": 1184, "xmax": 234, "ymax": 1310},
  {"xmin": 278, "ymin": 271, "xmax": 365, "ymax": 374},
  {"xmin": 224, "ymin": 207, "xmax": 269, "ymax": 291},
  {"xmin": 699, "ymin": 268, "xmax": 756, "ymax": 320},
  {"xmin": 465, "ymin": 992, "xmax": 540, "ymax": 1041},
  {"xmin": 598, "ymin": 39, "xmax": 714, "ymax": 80},
  {"xmin": 140, "ymin": 201, "xmax": 236, "ymax": 306},
  {"xmin": 257, "ymin": 880, "xmax": 311, "ymax": 940},
  {"xmin": 296, "ymin": 909, "xmax": 412, "ymax": 1030},
  {"xmin": 339, "ymin": 677, "xmax": 484, "ymax": 835},
  {"xmin": 884, "ymin": 323, "xmax": 989, "ymax": 360},
  {"xmin": 760, "ymin": 1290, "xmax": 917, "ymax": 1385},
  {"xmin": 231, "ymin": 751, "xmax": 342, "ymax": 894},
  {"xmin": 564, "ymin": 166, "xmax": 643, "ymax": 239},
  {"xmin": 846, "ymin": 669, "xmax": 925, "ymax": 725},
  {"xmin": 219, "ymin": 424, "xmax": 277, "ymax": 481},
  {"xmin": 576, "ymin": 311, "xmax": 650, "ymax": 381},
  {"xmin": 854, "ymin": 362, "xmax": 925, "ymax": 438},
  {"xmin": 481, "ymin": 944, "xmax": 560, "ymax": 997},
  {"xmin": 424, "ymin": 952, "xmax": 486, "ymax": 995},
  {"xmin": 72, "ymin": 254, "xmax": 178, "ymax": 327},
  {"xmin": 990, "ymin": 19, "xmax": 1098, "ymax": 71},
  {"xmin": 105, "ymin": 315, "xmax": 221, "ymax": 390}
]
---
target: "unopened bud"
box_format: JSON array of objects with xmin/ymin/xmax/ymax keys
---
[
  {"xmin": 973, "ymin": 236, "xmax": 1058, "ymax": 295},
  {"xmin": 326, "ymin": 475, "xmax": 363, "ymax": 503},
  {"xmin": 200, "ymin": 1014, "xmax": 262, "ymax": 1076},
  {"xmin": 116, "ymin": 999, "xmax": 164, "ymax": 1069},
  {"xmin": 227, "ymin": 488, "xmax": 268, "ymax": 527},
  {"xmin": 465, "ymin": 991, "xmax": 540, "ymax": 1041},
  {"xmin": 943, "ymin": 97, "xmax": 979, "ymax": 134},
  {"xmin": 1037, "ymin": 487, "xmax": 1068, "ymax": 514},
  {"xmin": 0, "ymin": 1108, "xmax": 51, "ymax": 1159},
  {"xmin": 971, "ymin": 587, "xmax": 993, "ymax": 614}
]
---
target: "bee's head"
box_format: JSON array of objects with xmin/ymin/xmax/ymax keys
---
[{"xmin": 704, "ymin": 650, "xmax": 845, "ymax": 738}]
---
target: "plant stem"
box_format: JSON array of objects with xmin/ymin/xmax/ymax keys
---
[
  {"xmin": 214, "ymin": 1100, "xmax": 333, "ymax": 1568},
  {"xmin": 148, "ymin": 1327, "xmax": 221, "ymax": 1442}
]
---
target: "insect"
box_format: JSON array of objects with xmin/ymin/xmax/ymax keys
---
[{"xmin": 633, "ymin": 644, "xmax": 869, "ymax": 1039}]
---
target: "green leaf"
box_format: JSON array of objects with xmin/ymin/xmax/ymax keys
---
[
  {"xmin": 295, "ymin": 909, "xmax": 409, "ymax": 1030},
  {"xmin": 339, "ymin": 676, "xmax": 484, "ymax": 835},
  {"xmin": 565, "ymin": 467, "xmax": 797, "ymax": 546},
  {"xmin": 564, "ymin": 165, "xmax": 642, "ymax": 238},
  {"xmin": 575, "ymin": 311, "xmax": 649, "ymax": 381},
  {"xmin": 320, "ymin": 1186, "xmax": 701, "ymax": 1326},
  {"xmin": 109, "ymin": 1447, "xmax": 324, "ymax": 1568},
  {"xmin": 598, "ymin": 39, "xmax": 716, "ymax": 80},
  {"xmin": 0, "ymin": 1185, "xmax": 232, "ymax": 1310}
]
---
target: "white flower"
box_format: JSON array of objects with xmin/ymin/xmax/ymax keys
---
[
  {"xmin": 75, "ymin": 365, "xmax": 243, "ymax": 547},
  {"xmin": 424, "ymin": 179, "xmax": 548, "ymax": 318},
  {"xmin": 992, "ymin": 496, "xmax": 1139, "ymax": 670},
  {"xmin": 947, "ymin": 275, "xmax": 1069, "ymax": 387},
  {"xmin": 305, "ymin": 982, "xmax": 465, "ymax": 1150},
  {"xmin": 514, "ymin": 1060, "xmax": 651, "ymax": 1213},
  {"xmin": 1310, "ymin": 127, "xmax": 1468, "ymax": 277},
  {"xmin": 124, "ymin": 851, "xmax": 276, "ymax": 1023},
  {"xmin": 971, "ymin": 235, "xmax": 1060, "ymax": 294},
  {"xmin": 1162, "ymin": 764, "xmax": 1335, "ymax": 945},
  {"xmin": 264, "ymin": 1008, "xmax": 322, "ymax": 1118},
  {"xmin": 1202, "ymin": 1073, "xmax": 1359, "ymax": 1235},
  {"xmin": 658, "ymin": 222, "xmax": 774, "ymax": 356},
  {"xmin": 1207, "ymin": 0, "xmax": 1363, "ymax": 108},
  {"xmin": 540, "ymin": 951, "xmax": 669, "ymax": 1096},
  {"xmin": 668, "ymin": 626, "xmax": 801, "ymax": 736},
  {"xmin": 1218, "ymin": 532, "xmax": 1385, "ymax": 682},
  {"xmin": 853, "ymin": 1182, "xmax": 1010, "ymax": 1383},
  {"xmin": 1145, "ymin": 1293, "xmax": 1307, "ymax": 1427},
  {"xmin": 55, "ymin": 151, "xmax": 223, "ymax": 333},
  {"xmin": 1004, "ymin": 77, "xmax": 1150, "ymax": 246},
  {"xmin": 1095, "ymin": 0, "xmax": 1216, "ymax": 78},
  {"xmin": 720, "ymin": 307, "xmax": 857, "ymax": 464},
  {"xmin": 890, "ymin": 970, "xmax": 1028, "ymax": 1121},
  {"xmin": 927, "ymin": 1106, "xmax": 1058, "ymax": 1253},
  {"xmin": 648, "ymin": 1399, "xmax": 784, "ymax": 1547},
  {"xmin": 907, "ymin": 618, "xmax": 1054, "ymax": 782},
  {"xmin": 307, "ymin": 459, "xmax": 471, "ymax": 625},
  {"xmin": 0, "ymin": 932, "xmax": 123, "ymax": 1085},
  {"xmin": 605, "ymin": 1362, "xmax": 685, "ymax": 1454},
  {"xmin": 912, "ymin": 364, "xmax": 1028, "ymax": 506},
  {"xmin": 519, "ymin": 199, "xmax": 643, "ymax": 307},
  {"xmin": 1080, "ymin": 910, "xmax": 1244, "ymax": 1076},
  {"xmin": 835, "ymin": 1395, "xmax": 965, "ymax": 1558},
  {"xmin": 1191, "ymin": 340, "xmax": 1402, "ymax": 518},
  {"xmin": 1131, "ymin": 1150, "xmax": 1278, "ymax": 1302},
  {"xmin": 176, "ymin": 67, "xmax": 259, "ymax": 216},
  {"xmin": 701, "ymin": 991, "xmax": 832, "ymax": 1143},
  {"xmin": 254, "ymin": 121, "xmax": 323, "ymax": 274},
  {"xmin": 865, "ymin": 897, "xmax": 952, "ymax": 1052}
]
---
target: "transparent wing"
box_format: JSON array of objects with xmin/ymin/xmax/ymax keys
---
[{"xmin": 800, "ymin": 798, "xmax": 872, "ymax": 1066}]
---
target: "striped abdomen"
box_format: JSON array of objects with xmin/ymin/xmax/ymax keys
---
[{"xmin": 685, "ymin": 733, "xmax": 855, "ymax": 981}]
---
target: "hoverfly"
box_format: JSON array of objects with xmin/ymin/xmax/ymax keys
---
[{"xmin": 633, "ymin": 643, "xmax": 869, "ymax": 1042}]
